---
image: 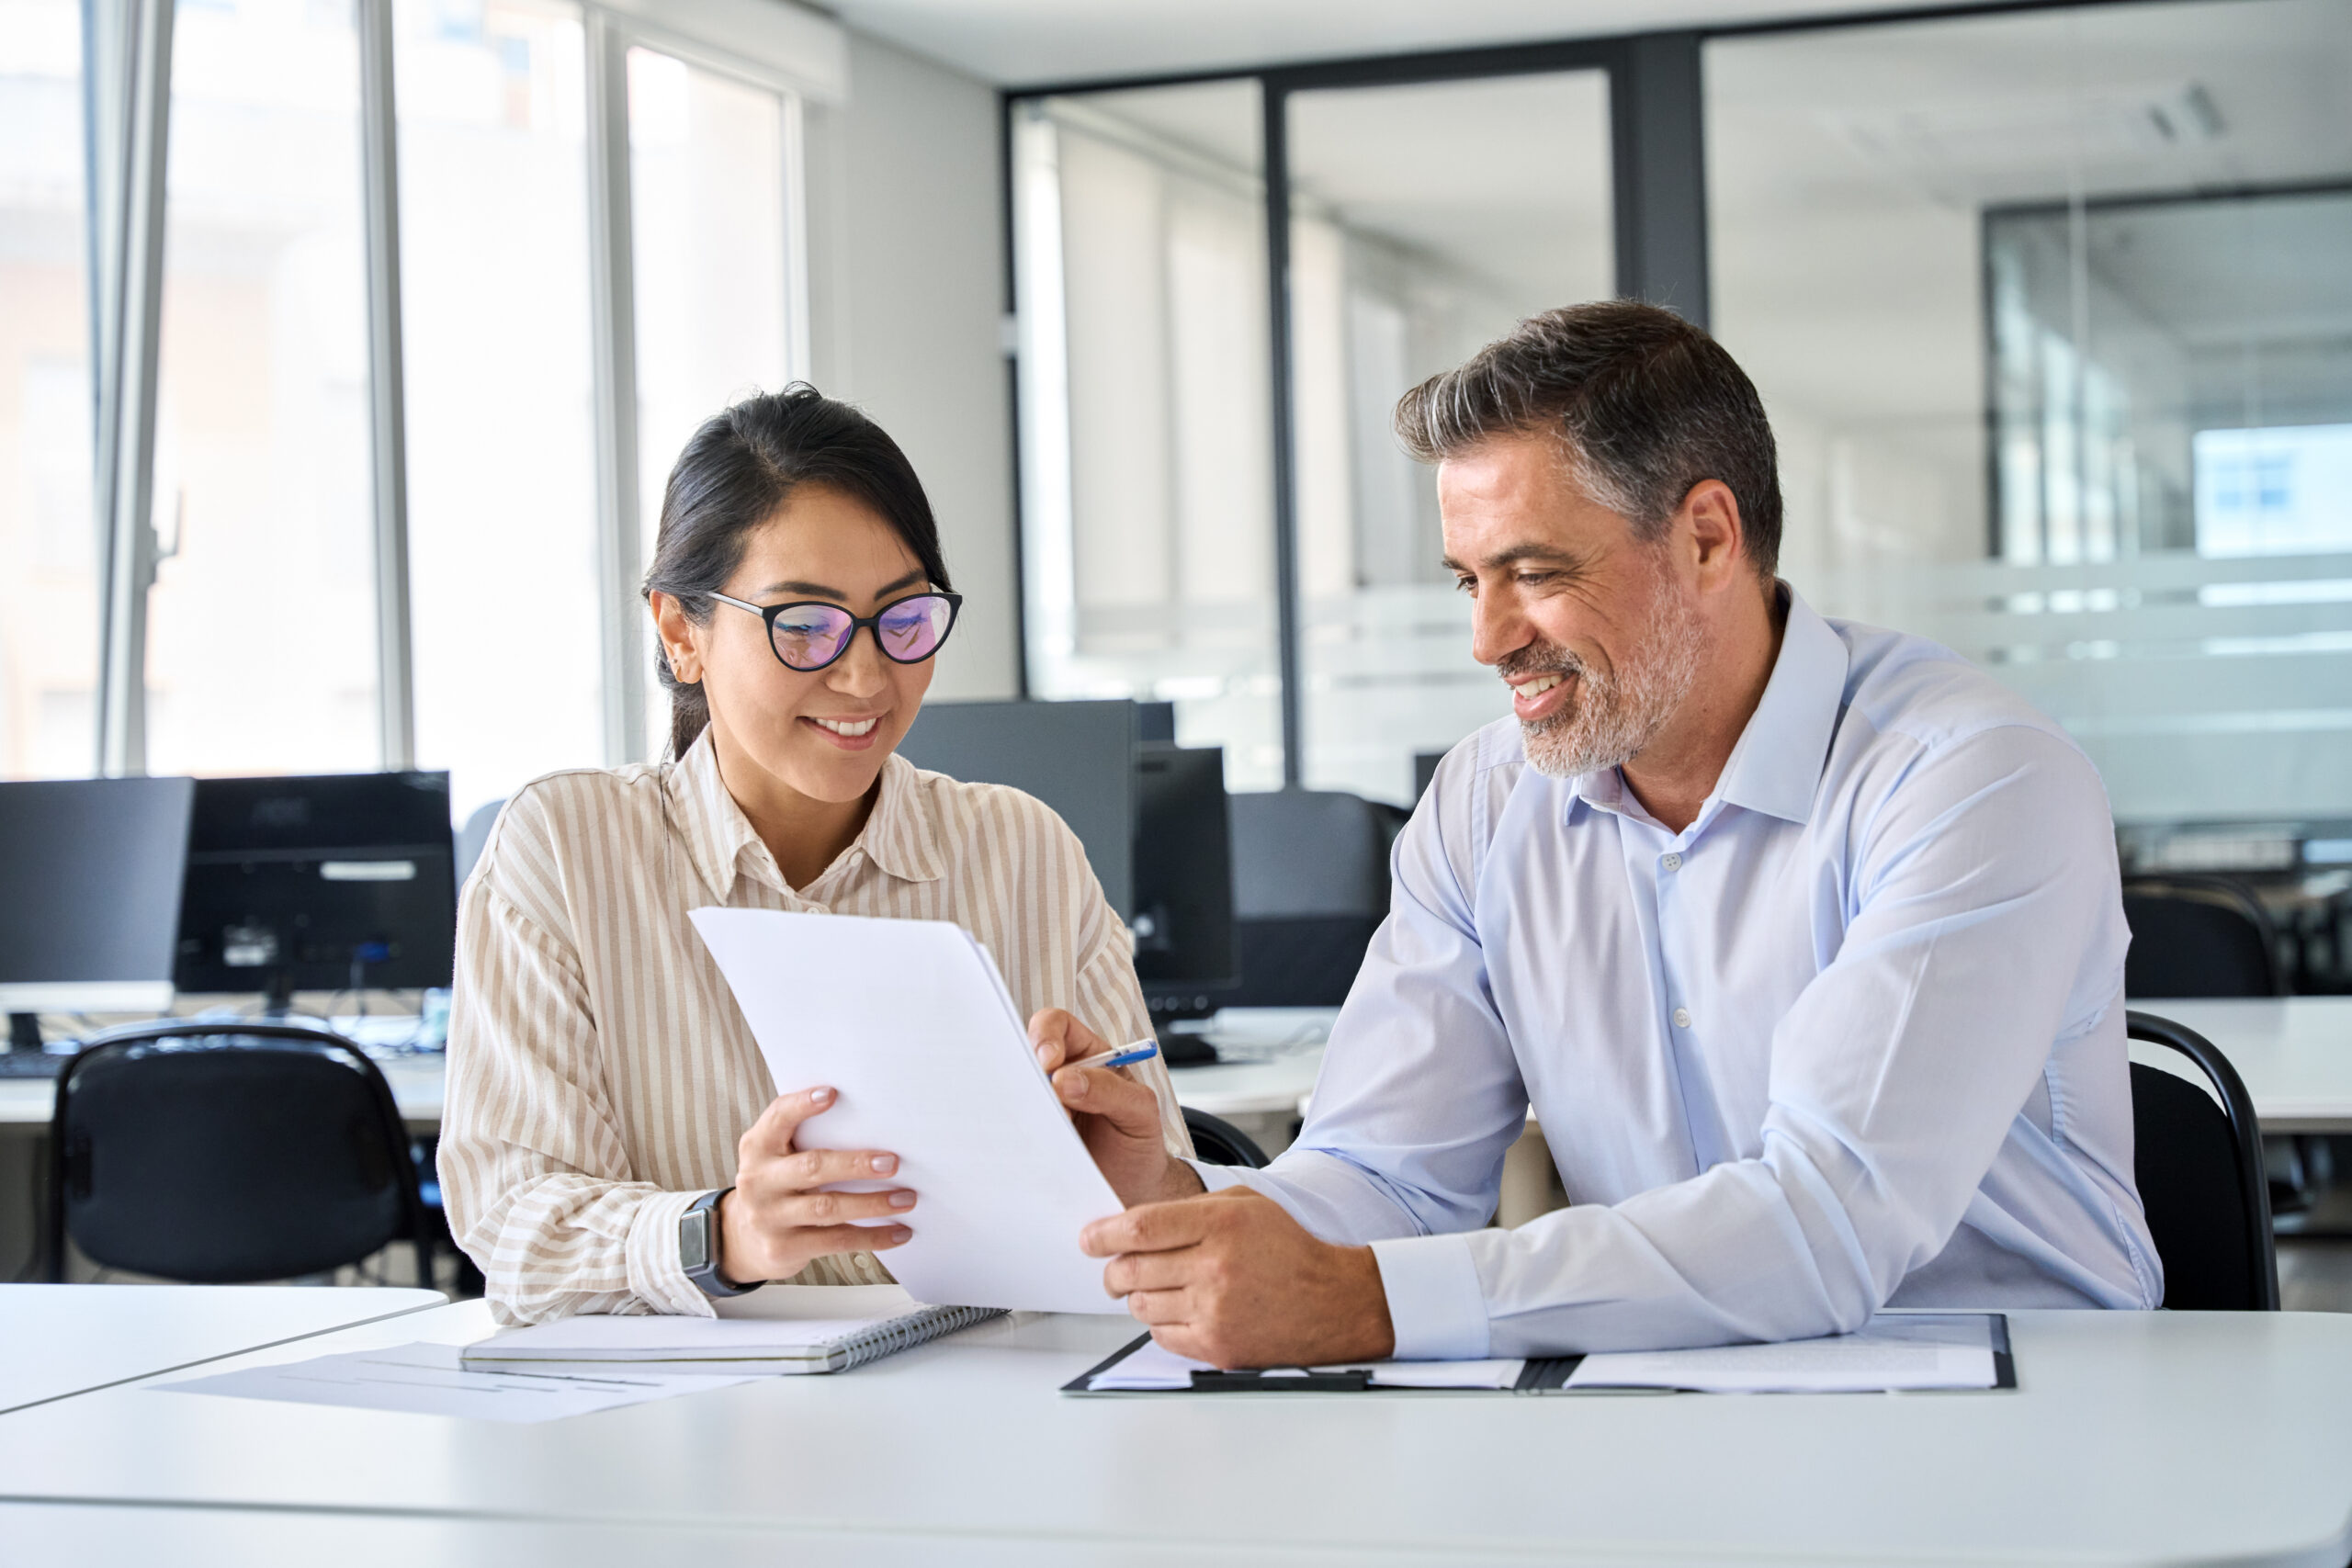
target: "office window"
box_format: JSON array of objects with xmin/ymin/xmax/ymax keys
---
[
  {"xmin": 1708, "ymin": 0, "xmax": 2352, "ymax": 823},
  {"xmin": 628, "ymin": 44, "xmax": 796, "ymax": 755},
  {"xmin": 395, "ymin": 0, "xmax": 601, "ymax": 822},
  {"xmin": 1286, "ymin": 71, "xmax": 1614, "ymax": 803},
  {"xmin": 1012, "ymin": 82, "xmax": 1283, "ymax": 790},
  {"xmin": 145, "ymin": 0, "xmax": 379, "ymax": 776},
  {"xmin": 0, "ymin": 0, "xmax": 99, "ymax": 778}
]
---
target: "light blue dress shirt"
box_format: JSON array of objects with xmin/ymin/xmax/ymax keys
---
[{"xmin": 1199, "ymin": 589, "xmax": 2161, "ymax": 1358}]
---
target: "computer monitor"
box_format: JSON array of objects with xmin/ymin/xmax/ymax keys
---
[
  {"xmin": 1131, "ymin": 741, "xmax": 1237, "ymax": 1037},
  {"xmin": 0, "ymin": 776, "xmax": 197, "ymax": 1043},
  {"xmin": 175, "ymin": 772, "xmax": 458, "ymax": 1012},
  {"xmin": 896, "ymin": 699, "xmax": 1138, "ymax": 914}
]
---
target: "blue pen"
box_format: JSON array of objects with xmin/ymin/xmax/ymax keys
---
[{"xmin": 1067, "ymin": 1039, "xmax": 1159, "ymax": 1072}]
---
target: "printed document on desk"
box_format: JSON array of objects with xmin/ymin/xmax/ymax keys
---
[
  {"xmin": 692, "ymin": 908, "xmax": 1127, "ymax": 1314},
  {"xmin": 1566, "ymin": 1314, "xmax": 2010, "ymax": 1393}
]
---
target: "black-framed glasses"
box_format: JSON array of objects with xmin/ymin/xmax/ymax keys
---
[{"xmin": 707, "ymin": 590, "xmax": 964, "ymax": 673}]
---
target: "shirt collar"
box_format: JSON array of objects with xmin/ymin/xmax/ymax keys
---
[
  {"xmin": 663, "ymin": 731, "xmax": 945, "ymax": 900},
  {"xmin": 1565, "ymin": 581, "xmax": 1848, "ymax": 831},
  {"xmin": 1711, "ymin": 583, "xmax": 1848, "ymax": 828}
]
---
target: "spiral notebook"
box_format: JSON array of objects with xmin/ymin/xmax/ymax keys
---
[{"xmin": 460, "ymin": 1285, "xmax": 1003, "ymax": 1377}]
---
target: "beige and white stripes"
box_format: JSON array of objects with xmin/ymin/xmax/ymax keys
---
[{"xmin": 439, "ymin": 729, "xmax": 1191, "ymax": 1325}]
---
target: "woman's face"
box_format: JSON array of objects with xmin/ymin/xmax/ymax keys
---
[{"xmin": 661, "ymin": 485, "xmax": 940, "ymax": 807}]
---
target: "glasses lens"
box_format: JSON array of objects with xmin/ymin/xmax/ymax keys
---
[
  {"xmin": 770, "ymin": 604, "xmax": 854, "ymax": 670},
  {"xmin": 876, "ymin": 595, "xmax": 955, "ymax": 663}
]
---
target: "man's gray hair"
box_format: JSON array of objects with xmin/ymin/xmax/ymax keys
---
[{"xmin": 1395, "ymin": 300, "xmax": 1783, "ymax": 578}]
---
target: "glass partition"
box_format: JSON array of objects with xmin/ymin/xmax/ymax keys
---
[
  {"xmin": 0, "ymin": 0, "xmax": 98, "ymax": 777},
  {"xmin": 1708, "ymin": 0, "xmax": 2352, "ymax": 829},
  {"xmin": 1286, "ymin": 70, "xmax": 1614, "ymax": 803},
  {"xmin": 1012, "ymin": 81, "xmax": 1283, "ymax": 790}
]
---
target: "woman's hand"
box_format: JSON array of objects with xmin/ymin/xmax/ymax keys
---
[
  {"xmin": 1030, "ymin": 1009, "xmax": 1204, "ymax": 1209},
  {"xmin": 716, "ymin": 1086, "xmax": 914, "ymax": 1286}
]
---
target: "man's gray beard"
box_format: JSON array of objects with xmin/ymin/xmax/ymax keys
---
[{"xmin": 1512, "ymin": 581, "xmax": 1705, "ymax": 781}]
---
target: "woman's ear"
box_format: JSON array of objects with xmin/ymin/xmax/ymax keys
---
[{"xmin": 650, "ymin": 592, "xmax": 705, "ymax": 684}]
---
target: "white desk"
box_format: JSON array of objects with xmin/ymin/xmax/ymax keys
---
[
  {"xmin": 5, "ymin": 1300, "xmax": 2352, "ymax": 1565},
  {"xmin": 0, "ymin": 1054, "xmax": 445, "ymax": 1134},
  {"xmin": 2137, "ymin": 997, "xmax": 2352, "ymax": 1134},
  {"xmin": 0, "ymin": 1284, "xmax": 444, "ymax": 1415}
]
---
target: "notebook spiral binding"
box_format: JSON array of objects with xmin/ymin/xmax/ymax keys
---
[{"xmin": 836, "ymin": 1304, "xmax": 1007, "ymax": 1370}]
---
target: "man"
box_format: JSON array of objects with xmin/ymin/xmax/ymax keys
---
[{"xmin": 1035, "ymin": 300, "xmax": 2158, "ymax": 1367}]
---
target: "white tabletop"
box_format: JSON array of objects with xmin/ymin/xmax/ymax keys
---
[
  {"xmin": 7, "ymin": 1300, "xmax": 2352, "ymax": 1566},
  {"xmin": 2136, "ymin": 997, "xmax": 2352, "ymax": 1133},
  {"xmin": 0, "ymin": 1285, "xmax": 445, "ymax": 1415}
]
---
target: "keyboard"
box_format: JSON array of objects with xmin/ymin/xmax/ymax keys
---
[{"xmin": 0, "ymin": 1052, "xmax": 71, "ymax": 1079}]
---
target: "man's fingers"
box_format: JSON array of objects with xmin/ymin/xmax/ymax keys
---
[
  {"xmin": 1102, "ymin": 1248, "xmax": 1194, "ymax": 1297},
  {"xmin": 1052, "ymin": 1065, "xmax": 1161, "ymax": 1134},
  {"xmin": 1081, "ymin": 1195, "xmax": 1217, "ymax": 1257},
  {"xmin": 1122, "ymin": 1286, "xmax": 1191, "ymax": 1325},
  {"xmin": 1028, "ymin": 1008, "xmax": 1107, "ymax": 1074}
]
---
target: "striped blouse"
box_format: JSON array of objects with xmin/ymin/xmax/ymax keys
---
[{"xmin": 439, "ymin": 728, "xmax": 1191, "ymax": 1325}]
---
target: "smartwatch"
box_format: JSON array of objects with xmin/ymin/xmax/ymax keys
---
[{"xmin": 680, "ymin": 1188, "xmax": 758, "ymax": 1298}]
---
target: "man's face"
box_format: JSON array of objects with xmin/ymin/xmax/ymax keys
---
[{"xmin": 1439, "ymin": 432, "xmax": 1703, "ymax": 780}]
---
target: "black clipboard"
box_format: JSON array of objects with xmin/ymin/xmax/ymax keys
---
[{"xmin": 1062, "ymin": 1314, "xmax": 2015, "ymax": 1395}]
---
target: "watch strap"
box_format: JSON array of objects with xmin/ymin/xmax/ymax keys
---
[{"xmin": 681, "ymin": 1187, "xmax": 757, "ymax": 1298}]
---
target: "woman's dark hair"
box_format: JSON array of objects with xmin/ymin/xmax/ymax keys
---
[{"xmin": 642, "ymin": 383, "xmax": 953, "ymax": 761}]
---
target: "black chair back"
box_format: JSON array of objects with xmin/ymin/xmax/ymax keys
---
[
  {"xmin": 48, "ymin": 1021, "xmax": 427, "ymax": 1284},
  {"xmin": 1183, "ymin": 1107, "xmax": 1270, "ymax": 1169},
  {"xmin": 2127, "ymin": 1010, "xmax": 2277, "ymax": 1311},
  {"xmin": 2122, "ymin": 875, "xmax": 2285, "ymax": 998}
]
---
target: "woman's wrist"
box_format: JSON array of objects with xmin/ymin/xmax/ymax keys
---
[{"xmin": 713, "ymin": 1188, "xmax": 770, "ymax": 1287}]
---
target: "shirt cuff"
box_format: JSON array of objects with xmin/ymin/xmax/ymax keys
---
[
  {"xmin": 1369, "ymin": 1234, "xmax": 1490, "ymax": 1360},
  {"xmin": 1186, "ymin": 1158, "xmax": 1263, "ymax": 1195},
  {"xmin": 626, "ymin": 1187, "xmax": 718, "ymax": 1318}
]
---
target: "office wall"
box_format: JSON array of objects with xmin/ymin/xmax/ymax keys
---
[{"xmin": 809, "ymin": 31, "xmax": 1020, "ymax": 702}]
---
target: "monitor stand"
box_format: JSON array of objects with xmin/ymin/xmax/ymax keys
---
[
  {"xmin": 6, "ymin": 1013, "xmax": 40, "ymax": 1054},
  {"xmin": 261, "ymin": 971, "xmax": 297, "ymax": 1020}
]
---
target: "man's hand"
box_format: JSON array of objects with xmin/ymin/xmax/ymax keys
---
[
  {"xmin": 1029, "ymin": 1009, "xmax": 1202, "ymax": 1208},
  {"xmin": 1081, "ymin": 1189, "xmax": 1395, "ymax": 1369}
]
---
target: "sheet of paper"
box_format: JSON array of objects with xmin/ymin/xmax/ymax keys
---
[
  {"xmin": 1086, "ymin": 1338, "xmax": 1527, "ymax": 1391},
  {"xmin": 691, "ymin": 908, "xmax": 1127, "ymax": 1314},
  {"xmin": 157, "ymin": 1344, "xmax": 759, "ymax": 1423},
  {"xmin": 1565, "ymin": 1314, "xmax": 1999, "ymax": 1393}
]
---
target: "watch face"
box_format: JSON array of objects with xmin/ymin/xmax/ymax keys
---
[{"xmin": 680, "ymin": 1208, "xmax": 711, "ymax": 1272}]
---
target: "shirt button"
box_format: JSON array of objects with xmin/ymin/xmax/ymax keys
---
[
  {"xmin": 1672, "ymin": 1006, "xmax": 1692, "ymax": 1029},
  {"xmin": 1662, "ymin": 852, "xmax": 1683, "ymax": 871}
]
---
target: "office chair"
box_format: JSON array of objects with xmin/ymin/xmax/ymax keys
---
[
  {"xmin": 2127, "ymin": 1010, "xmax": 2278, "ymax": 1311},
  {"xmin": 1224, "ymin": 791, "xmax": 1407, "ymax": 1008},
  {"xmin": 2122, "ymin": 875, "xmax": 2287, "ymax": 999},
  {"xmin": 45, "ymin": 1021, "xmax": 432, "ymax": 1287},
  {"xmin": 1183, "ymin": 1108, "xmax": 1270, "ymax": 1169}
]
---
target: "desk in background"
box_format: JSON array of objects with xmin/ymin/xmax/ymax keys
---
[{"xmin": 5, "ymin": 1292, "xmax": 2352, "ymax": 1565}]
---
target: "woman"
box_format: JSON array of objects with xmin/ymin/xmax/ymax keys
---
[{"xmin": 440, "ymin": 386, "xmax": 1191, "ymax": 1323}]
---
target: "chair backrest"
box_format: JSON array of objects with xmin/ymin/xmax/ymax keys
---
[
  {"xmin": 49, "ymin": 1021, "xmax": 424, "ymax": 1283},
  {"xmin": 455, "ymin": 797, "xmax": 505, "ymax": 890},
  {"xmin": 2126, "ymin": 1010, "xmax": 2278, "ymax": 1311},
  {"xmin": 2122, "ymin": 875, "xmax": 2285, "ymax": 998},
  {"xmin": 1183, "ymin": 1107, "xmax": 1270, "ymax": 1169},
  {"xmin": 1224, "ymin": 791, "xmax": 1406, "ymax": 1008}
]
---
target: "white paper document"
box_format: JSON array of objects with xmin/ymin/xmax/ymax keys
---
[
  {"xmin": 156, "ymin": 1344, "xmax": 759, "ymax": 1423},
  {"xmin": 1564, "ymin": 1314, "xmax": 2002, "ymax": 1393},
  {"xmin": 691, "ymin": 908, "xmax": 1127, "ymax": 1314},
  {"xmin": 1086, "ymin": 1338, "xmax": 1527, "ymax": 1392}
]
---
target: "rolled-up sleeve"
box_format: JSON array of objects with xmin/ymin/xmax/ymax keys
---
[{"xmin": 438, "ymin": 873, "xmax": 712, "ymax": 1325}]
